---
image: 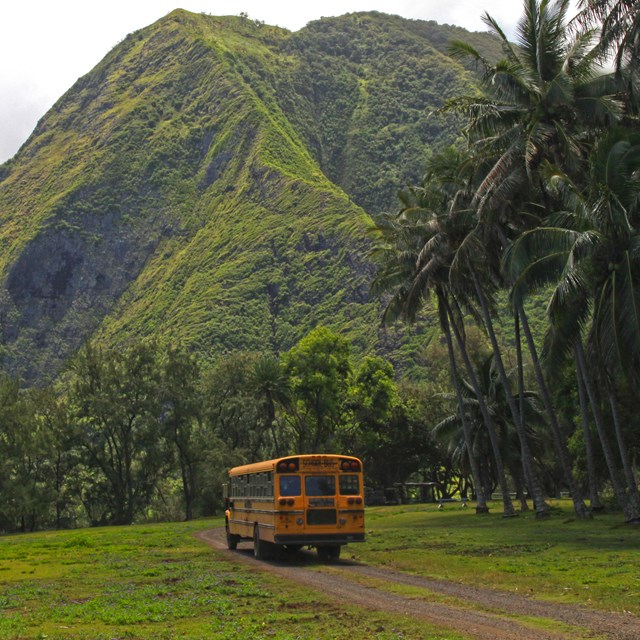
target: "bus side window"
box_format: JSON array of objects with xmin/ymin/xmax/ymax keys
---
[{"xmin": 279, "ymin": 475, "xmax": 301, "ymax": 497}]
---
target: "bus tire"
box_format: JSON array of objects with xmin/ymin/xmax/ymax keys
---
[
  {"xmin": 253, "ymin": 524, "xmax": 269, "ymax": 560},
  {"xmin": 225, "ymin": 519, "xmax": 238, "ymax": 550}
]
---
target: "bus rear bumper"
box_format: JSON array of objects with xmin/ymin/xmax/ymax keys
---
[{"xmin": 274, "ymin": 533, "xmax": 365, "ymax": 545}]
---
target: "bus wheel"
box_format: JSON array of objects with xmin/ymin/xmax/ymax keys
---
[
  {"xmin": 317, "ymin": 545, "xmax": 341, "ymax": 561},
  {"xmin": 225, "ymin": 520, "xmax": 238, "ymax": 550},
  {"xmin": 253, "ymin": 525, "xmax": 269, "ymax": 560}
]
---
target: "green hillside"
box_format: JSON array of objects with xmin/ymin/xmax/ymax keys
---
[{"xmin": 0, "ymin": 10, "xmax": 498, "ymax": 381}]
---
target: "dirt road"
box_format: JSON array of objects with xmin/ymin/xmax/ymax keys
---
[{"xmin": 195, "ymin": 528, "xmax": 640, "ymax": 640}]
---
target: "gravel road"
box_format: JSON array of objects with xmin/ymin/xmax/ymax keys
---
[{"xmin": 195, "ymin": 528, "xmax": 640, "ymax": 640}]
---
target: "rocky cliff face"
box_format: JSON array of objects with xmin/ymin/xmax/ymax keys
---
[{"xmin": 0, "ymin": 10, "xmax": 494, "ymax": 381}]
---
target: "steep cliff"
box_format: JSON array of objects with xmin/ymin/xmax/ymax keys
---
[{"xmin": 0, "ymin": 10, "xmax": 496, "ymax": 380}]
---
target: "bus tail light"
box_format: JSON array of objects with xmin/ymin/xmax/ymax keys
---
[
  {"xmin": 277, "ymin": 458, "xmax": 299, "ymax": 473},
  {"xmin": 340, "ymin": 459, "xmax": 361, "ymax": 472}
]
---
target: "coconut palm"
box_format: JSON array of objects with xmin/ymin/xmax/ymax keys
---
[
  {"xmin": 575, "ymin": 0, "xmax": 640, "ymax": 73},
  {"xmin": 438, "ymin": 154, "xmax": 554, "ymax": 518},
  {"xmin": 543, "ymin": 130, "xmax": 640, "ymax": 385},
  {"xmin": 434, "ymin": 354, "xmax": 548, "ymax": 509},
  {"xmin": 506, "ymin": 129, "xmax": 640, "ymax": 521},
  {"xmin": 370, "ymin": 153, "xmax": 518, "ymax": 516},
  {"xmin": 443, "ymin": 0, "xmax": 610, "ymax": 519},
  {"xmin": 445, "ymin": 0, "xmax": 621, "ymax": 209}
]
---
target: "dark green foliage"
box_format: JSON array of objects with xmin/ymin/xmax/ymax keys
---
[
  {"xmin": 68, "ymin": 341, "xmax": 167, "ymax": 525},
  {"xmin": 283, "ymin": 326, "xmax": 352, "ymax": 452},
  {"xmin": 0, "ymin": 329, "xmax": 443, "ymax": 532},
  {"xmin": 369, "ymin": 0, "xmax": 640, "ymax": 521},
  {"xmin": 279, "ymin": 12, "xmax": 489, "ymax": 214}
]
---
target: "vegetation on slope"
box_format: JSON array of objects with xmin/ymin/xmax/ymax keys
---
[{"xmin": 0, "ymin": 10, "xmax": 501, "ymax": 381}]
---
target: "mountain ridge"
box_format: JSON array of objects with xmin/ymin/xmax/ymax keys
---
[{"xmin": 0, "ymin": 9, "xmax": 499, "ymax": 381}]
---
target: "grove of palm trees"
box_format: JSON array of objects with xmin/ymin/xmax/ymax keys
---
[{"xmin": 369, "ymin": 0, "xmax": 640, "ymax": 523}]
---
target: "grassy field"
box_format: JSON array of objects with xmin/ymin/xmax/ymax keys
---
[
  {"xmin": 354, "ymin": 500, "xmax": 640, "ymax": 615},
  {"xmin": 0, "ymin": 500, "xmax": 638, "ymax": 639}
]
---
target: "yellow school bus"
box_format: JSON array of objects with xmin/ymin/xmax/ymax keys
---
[{"xmin": 223, "ymin": 454, "xmax": 365, "ymax": 560}]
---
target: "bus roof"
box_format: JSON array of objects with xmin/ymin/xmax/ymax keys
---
[{"xmin": 227, "ymin": 454, "xmax": 361, "ymax": 477}]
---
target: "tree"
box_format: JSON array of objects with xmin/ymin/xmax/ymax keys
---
[
  {"xmin": 68, "ymin": 341, "xmax": 166, "ymax": 525},
  {"xmin": 444, "ymin": 0, "xmax": 613, "ymax": 519},
  {"xmin": 369, "ymin": 159, "xmax": 511, "ymax": 515},
  {"xmin": 201, "ymin": 353, "xmax": 265, "ymax": 460},
  {"xmin": 283, "ymin": 326, "xmax": 351, "ymax": 453},
  {"xmin": 575, "ymin": 0, "xmax": 640, "ymax": 73},
  {"xmin": 434, "ymin": 355, "xmax": 548, "ymax": 509},
  {"xmin": 248, "ymin": 353, "xmax": 291, "ymax": 459},
  {"xmin": 0, "ymin": 375, "xmax": 54, "ymax": 532},
  {"xmin": 506, "ymin": 129, "xmax": 640, "ymax": 522},
  {"xmin": 30, "ymin": 387, "xmax": 80, "ymax": 529},
  {"xmin": 160, "ymin": 345, "xmax": 202, "ymax": 521},
  {"xmin": 445, "ymin": 0, "xmax": 620, "ymax": 213}
]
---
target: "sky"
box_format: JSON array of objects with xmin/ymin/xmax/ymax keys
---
[{"xmin": 0, "ymin": 0, "xmax": 534, "ymax": 164}]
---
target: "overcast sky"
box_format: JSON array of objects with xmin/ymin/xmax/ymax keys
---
[{"xmin": 1, "ymin": 0, "xmax": 538, "ymax": 164}]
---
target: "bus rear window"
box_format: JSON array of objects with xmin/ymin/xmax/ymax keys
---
[
  {"xmin": 339, "ymin": 475, "xmax": 360, "ymax": 496},
  {"xmin": 305, "ymin": 476, "xmax": 336, "ymax": 496},
  {"xmin": 279, "ymin": 475, "xmax": 301, "ymax": 496}
]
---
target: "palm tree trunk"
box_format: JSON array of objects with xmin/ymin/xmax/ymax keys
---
[
  {"xmin": 515, "ymin": 312, "xmax": 527, "ymax": 492},
  {"xmin": 609, "ymin": 391, "xmax": 640, "ymax": 514},
  {"xmin": 469, "ymin": 269, "xmax": 549, "ymax": 517},
  {"xmin": 437, "ymin": 290, "xmax": 489, "ymax": 514},
  {"xmin": 575, "ymin": 341, "xmax": 640, "ymax": 522},
  {"xmin": 575, "ymin": 359, "xmax": 603, "ymax": 511},
  {"xmin": 443, "ymin": 295, "xmax": 517, "ymax": 517},
  {"xmin": 517, "ymin": 303, "xmax": 591, "ymax": 519}
]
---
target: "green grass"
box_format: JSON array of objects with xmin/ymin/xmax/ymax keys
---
[
  {"xmin": 1, "ymin": 501, "xmax": 638, "ymax": 639},
  {"xmin": 0, "ymin": 519, "xmax": 465, "ymax": 640},
  {"xmin": 356, "ymin": 499, "xmax": 640, "ymax": 615}
]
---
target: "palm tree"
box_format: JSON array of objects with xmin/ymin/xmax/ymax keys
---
[
  {"xmin": 441, "ymin": 162, "xmax": 553, "ymax": 518},
  {"xmin": 542, "ymin": 130, "xmax": 640, "ymax": 388},
  {"xmin": 439, "ymin": 0, "xmax": 618, "ymax": 519},
  {"xmin": 575, "ymin": 352, "xmax": 604, "ymax": 510},
  {"xmin": 369, "ymin": 165, "xmax": 502, "ymax": 514},
  {"xmin": 434, "ymin": 354, "xmax": 548, "ymax": 510},
  {"xmin": 506, "ymin": 129, "xmax": 640, "ymax": 522},
  {"xmin": 445, "ymin": 0, "xmax": 620, "ymax": 208},
  {"xmin": 575, "ymin": 0, "xmax": 640, "ymax": 73},
  {"xmin": 248, "ymin": 353, "xmax": 290, "ymax": 458}
]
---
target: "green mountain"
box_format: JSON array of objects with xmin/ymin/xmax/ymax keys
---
[{"xmin": 0, "ymin": 10, "xmax": 498, "ymax": 381}]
